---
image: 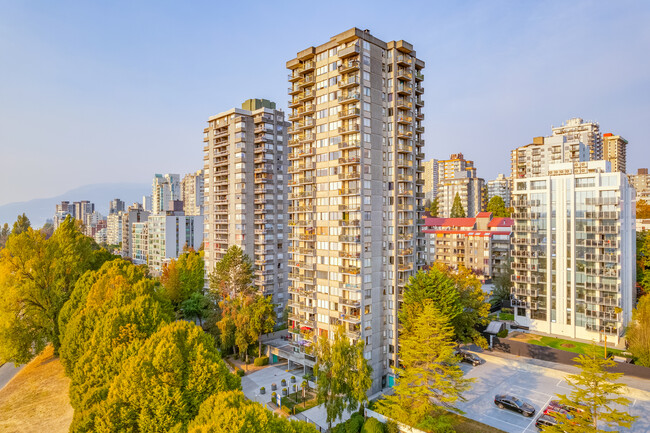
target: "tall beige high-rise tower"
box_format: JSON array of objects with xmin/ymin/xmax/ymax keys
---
[
  {"xmin": 552, "ymin": 118, "xmax": 602, "ymax": 161},
  {"xmin": 203, "ymin": 99, "xmax": 289, "ymax": 315},
  {"xmin": 285, "ymin": 28, "xmax": 426, "ymax": 392},
  {"xmin": 602, "ymin": 133, "xmax": 627, "ymax": 173}
]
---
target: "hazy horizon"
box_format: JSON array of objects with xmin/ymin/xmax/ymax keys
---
[{"xmin": 1, "ymin": 0, "xmax": 649, "ymax": 206}]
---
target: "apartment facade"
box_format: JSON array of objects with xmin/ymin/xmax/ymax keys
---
[
  {"xmin": 147, "ymin": 213, "xmax": 203, "ymax": 275},
  {"xmin": 106, "ymin": 211, "xmax": 123, "ymax": 245},
  {"xmin": 602, "ymin": 133, "xmax": 627, "ymax": 173},
  {"xmin": 487, "ymin": 173, "xmax": 511, "ymax": 207},
  {"xmin": 510, "ymin": 135, "xmax": 589, "ymax": 181},
  {"xmin": 132, "ymin": 221, "xmax": 148, "ymax": 265},
  {"xmin": 152, "ymin": 173, "xmax": 181, "ymax": 215},
  {"xmin": 510, "ymin": 161, "xmax": 635, "ymax": 344},
  {"xmin": 109, "ymin": 198, "xmax": 125, "ymax": 215},
  {"xmin": 630, "ymin": 168, "xmax": 650, "ymax": 201},
  {"xmin": 121, "ymin": 203, "xmax": 149, "ymax": 259},
  {"xmin": 437, "ymin": 153, "xmax": 476, "ymax": 181},
  {"xmin": 181, "ymin": 170, "xmax": 204, "ymax": 216},
  {"xmin": 422, "ymin": 158, "xmax": 438, "ymax": 203},
  {"xmin": 203, "ymin": 99, "xmax": 289, "ymax": 314},
  {"xmin": 552, "ymin": 117, "xmax": 603, "ymax": 161},
  {"xmin": 423, "ymin": 212, "xmax": 513, "ymax": 280},
  {"xmin": 437, "ymin": 170, "xmax": 484, "ymax": 218},
  {"xmin": 286, "ymin": 28, "xmax": 426, "ymax": 392}
]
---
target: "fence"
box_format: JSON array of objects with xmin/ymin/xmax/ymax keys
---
[
  {"xmin": 260, "ymin": 329, "xmax": 289, "ymax": 342},
  {"xmin": 491, "ymin": 337, "xmax": 650, "ymax": 380}
]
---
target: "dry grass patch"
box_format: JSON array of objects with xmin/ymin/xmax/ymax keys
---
[{"xmin": 0, "ymin": 346, "xmax": 72, "ymax": 433}]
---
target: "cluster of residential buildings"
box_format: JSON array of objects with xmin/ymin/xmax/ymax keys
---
[{"xmin": 51, "ymin": 28, "xmax": 645, "ymax": 394}]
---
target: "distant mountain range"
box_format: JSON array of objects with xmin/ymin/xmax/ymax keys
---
[{"xmin": 0, "ymin": 183, "xmax": 151, "ymax": 228}]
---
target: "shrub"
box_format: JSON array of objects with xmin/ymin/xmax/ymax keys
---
[
  {"xmin": 260, "ymin": 386, "xmax": 266, "ymax": 394},
  {"xmin": 501, "ymin": 307, "xmax": 513, "ymax": 314},
  {"xmin": 361, "ymin": 417, "xmax": 386, "ymax": 433},
  {"xmin": 497, "ymin": 329, "xmax": 509, "ymax": 338},
  {"xmin": 346, "ymin": 413, "xmax": 365, "ymax": 433},
  {"xmin": 236, "ymin": 368, "xmax": 245, "ymax": 377},
  {"xmin": 385, "ymin": 420, "xmax": 399, "ymax": 433},
  {"xmin": 253, "ymin": 356, "xmax": 269, "ymax": 366},
  {"xmin": 281, "ymin": 405, "xmax": 290, "ymax": 414},
  {"xmin": 281, "ymin": 378, "xmax": 287, "ymax": 386}
]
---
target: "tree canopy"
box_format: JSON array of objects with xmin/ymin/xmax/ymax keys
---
[
  {"xmin": 486, "ymin": 196, "xmax": 510, "ymax": 217},
  {"xmin": 0, "ymin": 217, "xmax": 112, "ymax": 363},
  {"xmin": 377, "ymin": 300, "xmax": 472, "ymax": 431},
  {"xmin": 427, "ymin": 198, "xmax": 439, "ymax": 217},
  {"xmin": 450, "ymin": 193, "xmax": 466, "ymax": 218},
  {"xmin": 626, "ymin": 294, "xmax": 650, "ymax": 366},
  {"xmin": 12, "ymin": 213, "xmax": 31, "ymax": 235},
  {"xmin": 637, "ymin": 199, "xmax": 650, "ymax": 219},
  {"xmin": 160, "ymin": 249, "xmax": 207, "ymax": 321},
  {"xmin": 402, "ymin": 265, "xmax": 490, "ymax": 347},
  {"xmin": 543, "ymin": 343, "xmax": 637, "ymax": 433},
  {"xmin": 94, "ymin": 320, "xmax": 240, "ymax": 433},
  {"xmin": 187, "ymin": 390, "xmax": 318, "ymax": 433},
  {"xmin": 314, "ymin": 327, "xmax": 372, "ymax": 429}
]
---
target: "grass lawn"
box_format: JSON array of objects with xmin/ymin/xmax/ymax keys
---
[
  {"xmin": 0, "ymin": 346, "xmax": 73, "ymax": 433},
  {"xmin": 448, "ymin": 412, "xmax": 507, "ymax": 433},
  {"xmin": 526, "ymin": 335, "xmax": 626, "ymax": 357},
  {"xmin": 281, "ymin": 389, "xmax": 318, "ymax": 415},
  {"xmin": 488, "ymin": 312, "xmax": 515, "ymax": 321}
]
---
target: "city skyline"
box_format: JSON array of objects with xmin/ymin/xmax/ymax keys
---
[{"xmin": 1, "ymin": 1, "xmax": 649, "ymax": 206}]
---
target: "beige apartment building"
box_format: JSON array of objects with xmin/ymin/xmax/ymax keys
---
[
  {"xmin": 630, "ymin": 168, "xmax": 650, "ymax": 201},
  {"xmin": 435, "ymin": 153, "xmax": 484, "ymax": 218},
  {"xmin": 602, "ymin": 133, "xmax": 627, "ymax": 173},
  {"xmin": 423, "ymin": 212, "xmax": 513, "ymax": 280},
  {"xmin": 510, "ymin": 135, "xmax": 589, "ymax": 181},
  {"xmin": 552, "ymin": 117, "xmax": 603, "ymax": 161},
  {"xmin": 203, "ymin": 99, "xmax": 289, "ymax": 315},
  {"xmin": 285, "ymin": 28, "xmax": 426, "ymax": 392},
  {"xmin": 422, "ymin": 158, "xmax": 438, "ymax": 204},
  {"xmin": 181, "ymin": 170, "xmax": 204, "ymax": 216}
]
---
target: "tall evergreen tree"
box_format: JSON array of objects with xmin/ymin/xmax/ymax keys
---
[
  {"xmin": 12, "ymin": 213, "xmax": 31, "ymax": 235},
  {"xmin": 428, "ymin": 198, "xmax": 439, "ymax": 217},
  {"xmin": 377, "ymin": 300, "xmax": 473, "ymax": 431},
  {"xmin": 450, "ymin": 193, "xmax": 466, "ymax": 218},
  {"xmin": 0, "ymin": 223, "xmax": 10, "ymax": 248},
  {"xmin": 543, "ymin": 344, "xmax": 637, "ymax": 432}
]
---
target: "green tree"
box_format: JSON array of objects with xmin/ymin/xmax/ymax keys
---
[
  {"xmin": 40, "ymin": 222, "xmax": 55, "ymax": 239},
  {"xmin": 376, "ymin": 300, "xmax": 472, "ymax": 430},
  {"xmin": 428, "ymin": 198, "xmax": 439, "ymax": 217},
  {"xmin": 626, "ymin": 295, "xmax": 650, "ymax": 366},
  {"xmin": 314, "ymin": 327, "xmax": 373, "ymax": 429},
  {"xmin": 360, "ymin": 418, "xmax": 385, "ymax": 433},
  {"xmin": 12, "ymin": 213, "xmax": 31, "ymax": 235},
  {"xmin": 542, "ymin": 344, "xmax": 637, "ymax": 433},
  {"xmin": 0, "ymin": 217, "xmax": 110, "ymax": 363},
  {"xmin": 491, "ymin": 259, "xmax": 513, "ymax": 305},
  {"xmin": 248, "ymin": 294, "xmax": 276, "ymax": 357},
  {"xmin": 68, "ymin": 293, "xmax": 173, "ymax": 432},
  {"xmin": 486, "ymin": 195, "xmax": 510, "ymax": 217},
  {"xmin": 208, "ymin": 245, "xmax": 255, "ymax": 300},
  {"xmin": 0, "ymin": 223, "xmax": 10, "ymax": 248},
  {"xmin": 187, "ymin": 390, "xmax": 318, "ymax": 433},
  {"xmin": 402, "ymin": 266, "xmax": 489, "ymax": 347},
  {"xmin": 450, "ymin": 193, "xmax": 466, "ymax": 218},
  {"xmin": 160, "ymin": 249, "xmax": 205, "ymax": 318},
  {"xmin": 637, "ymin": 231, "xmax": 650, "ymax": 293},
  {"xmin": 181, "ymin": 291, "xmax": 210, "ymax": 327},
  {"xmin": 94, "ymin": 320, "xmax": 240, "ymax": 433}
]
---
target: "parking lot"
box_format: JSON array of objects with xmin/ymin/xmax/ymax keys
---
[{"xmin": 456, "ymin": 352, "xmax": 650, "ymax": 432}]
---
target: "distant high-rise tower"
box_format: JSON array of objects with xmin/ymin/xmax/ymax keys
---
[
  {"xmin": 109, "ymin": 198, "xmax": 125, "ymax": 215},
  {"xmin": 487, "ymin": 173, "xmax": 511, "ymax": 207},
  {"xmin": 286, "ymin": 28, "xmax": 426, "ymax": 392},
  {"xmin": 436, "ymin": 154, "xmax": 484, "ymax": 217},
  {"xmin": 181, "ymin": 170, "xmax": 204, "ymax": 216},
  {"xmin": 602, "ymin": 133, "xmax": 627, "ymax": 173},
  {"xmin": 151, "ymin": 174, "xmax": 180, "ymax": 215},
  {"xmin": 423, "ymin": 158, "xmax": 439, "ymax": 205},
  {"xmin": 551, "ymin": 118, "xmax": 602, "ymax": 161},
  {"xmin": 203, "ymin": 99, "xmax": 289, "ymax": 315}
]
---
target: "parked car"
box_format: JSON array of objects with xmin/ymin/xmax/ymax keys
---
[
  {"xmin": 494, "ymin": 394, "xmax": 535, "ymax": 417},
  {"xmin": 544, "ymin": 400, "xmax": 577, "ymax": 419},
  {"xmin": 535, "ymin": 414, "xmax": 558, "ymax": 429},
  {"xmin": 455, "ymin": 349, "xmax": 481, "ymax": 366}
]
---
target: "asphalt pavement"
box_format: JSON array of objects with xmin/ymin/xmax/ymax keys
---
[
  {"xmin": 456, "ymin": 350, "xmax": 650, "ymax": 432},
  {"xmin": 0, "ymin": 362, "xmax": 24, "ymax": 391}
]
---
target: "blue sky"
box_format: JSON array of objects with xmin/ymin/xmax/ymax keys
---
[{"xmin": 0, "ymin": 0, "xmax": 649, "ymax": 205}]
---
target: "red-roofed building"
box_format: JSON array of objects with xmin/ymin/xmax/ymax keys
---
[{"xmin": 423, "ymin": 211, "xmax": 513, "ymax": 281}]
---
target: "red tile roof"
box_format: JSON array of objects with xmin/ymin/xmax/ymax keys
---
[
  {"xmin": 476, "ymin": 211, "xmax": 493, "ymax": 218},
  {"xmin": 488, "ymin": 217, "xmax": 514, "ymax": 228},
  {"xmin": 424, "ymin": 217, "xmax": 476, "ymax": 228}
]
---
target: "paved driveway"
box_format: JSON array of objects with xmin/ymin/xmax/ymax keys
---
[
  {"xmin": 457, "ymin": 352, "xmax": 650, "ymax": 432},
  {"xmin": 0, "ymin": 362, "xmax": 24, "ymax": 391}
]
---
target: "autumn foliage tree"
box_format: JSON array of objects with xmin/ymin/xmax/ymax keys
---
[
  {"xmin": 160, "ymin": 249, "xmax": 207, "ymax": 322},
  {"xmin": 626, "ymin": 294, "xmax": 650, "ymax": 366},
  {"xmin": 0, "ymin": 216, "xmax": 112, "ymax": 363}
]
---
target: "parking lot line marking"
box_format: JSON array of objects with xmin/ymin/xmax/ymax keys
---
[
  {"xmin": 632, "ymin": 399, "xmax": 637, "ymax": 406},
  {"xmin": 522, "ymin": 395, "xmax": 553, "ymax": 433},
  {"xmin": 483, "ymin": 413, "xmax": 526, "ymax": 429}
]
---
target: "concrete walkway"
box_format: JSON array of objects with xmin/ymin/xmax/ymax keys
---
[{"xmin": 0, "ymin": 362, "xmax": 24, "ymax": 391}]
